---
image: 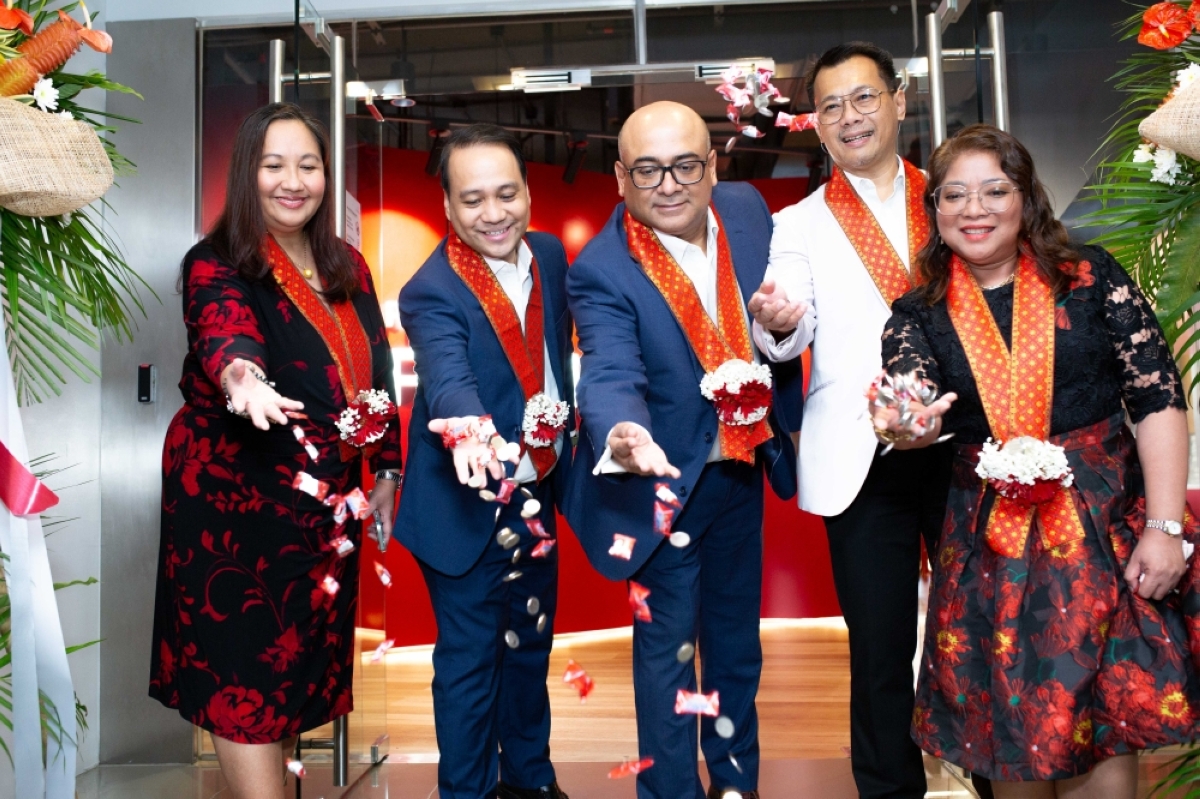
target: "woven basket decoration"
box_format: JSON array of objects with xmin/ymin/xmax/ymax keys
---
[
  {"xmin": 0, "ymin": 96, "xmax": 114, "ymax": 217},
  {"xmin": 1140, "ymin": 77, "xmax": 1200, "ymax": 162}
]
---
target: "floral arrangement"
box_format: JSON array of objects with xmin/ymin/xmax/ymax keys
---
[
  {"xmin": 335, "ymin": 388, "xmax": 396, "ymax": 447},
  {"xmin": 974, "ymin": 437, "xmax": 1074, "ymax": 507},
  {"xmin": 0, "ymin": 0, "xmax": 146, "ymax": 404},
  {"xmin": 699, "ymin": 358, "xmax": 773, "ymax": 426},
  {"xmin": 522, "ymin": 392, "xmax": 568, "ymax": 448},
  {"xmin": 1079, "ymin": 1, "xmax": 1200, "ymax": 400}
]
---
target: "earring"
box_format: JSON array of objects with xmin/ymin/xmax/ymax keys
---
[{"xmin": 819, "ymin": 141, "xmax": 828, "ymax": 153}]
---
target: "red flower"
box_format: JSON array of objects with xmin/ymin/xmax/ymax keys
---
[
  {"xmin": 1055, "ymin": 305, "xmax": 1072, "ymax": 331},
  {"xmin": 0, "ymin": 3, "xmax": 34, "ymax": 35},
  {"xmin": 990, "ymin": 477, "xmax": 1061, "ymax": 506},
  {"xmin": 1190, "ymin": 0, "xmax": 1200, "ymax": 28},
  {"xmin": 935, "ymin": 626, "xmax": 971, "ymax": 666},
  {"xmin": 1069, "ymin": 260, "xmax": 1095, "ymax": 291},
  {"xmin": 1097, "ymin": 660, "xmax": 1159, "ymax": 718},
  {"xmin": 202, "ymin": 685, "xmax": 289, "ymax": 742},
  {"xmin": 1158, "ymin": 681, "xmax": 1194, "ymax": 730},
  {"xmin": 1138, "ymin": 2, "xmax": 1193, "ymax": 49},
  {"xmin": 258, "ymin": 625, "xmax": 304, "ymax": 673},
  {"xmin": 709, "ymin": 379, "xmax": 772, "ymax": 424}
]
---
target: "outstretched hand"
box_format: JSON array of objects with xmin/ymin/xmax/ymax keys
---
[
  {"xmin": 607, "ymin": 422, "xmax": 681, "ymax": 478},
  {"xmin": 222, "ymin": 358, "xmax": 304, "ymax": 431},
  {"xmin": 868, "ymin": 392, "xmax": 958, "ymax": 450},
  {"xmin": 428, "ymin": 417, "xmax": 521, "ymax": 486},
  {"xmin": 747, "ymin": 278, "xmax": 807, "ymax": 335}
]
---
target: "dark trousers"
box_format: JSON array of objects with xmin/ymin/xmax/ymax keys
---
[
  {"xmin": 630, "ymin": 460, "xmax": 764, "ymax": 799},
  {"xmin": 418, "ymin": 481, "xmax": 558, "ymax": 799},
  {"xmin": 823, "ymin": 445, "xmax": 951, "ymax": 799}
]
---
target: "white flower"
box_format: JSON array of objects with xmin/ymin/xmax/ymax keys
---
[
  {"xmin": 57, "ymin": 110, "xmax": 73, "ymax": 121},
  {"xmin": 1132, "ymin": 143, "xmax": 1155, "ymax": 163},
  {"xmin": 32, "ymin": 77, "xmax": 59, "ymax": 112},
  {"xmin": 1177, "ymin": 62, "xmax": 1200, "ymax": 91},
  {"xmin": 975, "ymin": 436, "xmax": 1072, "ymax": 487},
  {"xmin": 1151, "ymin": 146, "xmax": 1181, "ymax": 185}
]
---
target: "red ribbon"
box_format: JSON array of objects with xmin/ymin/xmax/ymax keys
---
[{"xmin": 0, "ymin": 440, "xmax": 58, "ymax": 516}]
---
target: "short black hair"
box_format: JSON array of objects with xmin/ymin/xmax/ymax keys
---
[
  {"xmin": 805, "ymin": 42, "xmax": 899, "ymax": 104},
  {"xmin": 439, "ymin": 123, "xmax": 528, "ymax": 194}
]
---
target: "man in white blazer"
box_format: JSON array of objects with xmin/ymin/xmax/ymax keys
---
[{"xmin": 747, "ymin": 42, "xmax": 955, "ymax": 799}]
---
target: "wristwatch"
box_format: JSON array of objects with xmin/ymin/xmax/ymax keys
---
[
  {"xmin": 1146, "ymin": 519, "xmax": 1184, "ymax": 537},
  {"xmin": 375, "ymin": 469, "xmax": 401, "ymax": 483}
]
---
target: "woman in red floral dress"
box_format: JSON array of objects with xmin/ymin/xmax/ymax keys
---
[
  {"xmin": 149, "ymin": 103, "xmax": 401, "ymax": 799},
  {"xmin": 873, "ymin": 125, "xmax": 1197, "ymax": 798}
]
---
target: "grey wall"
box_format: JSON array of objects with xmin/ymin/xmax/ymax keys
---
[{"xmin": 100, "ymin": 17, "xmax": 196, "ymax": 764}]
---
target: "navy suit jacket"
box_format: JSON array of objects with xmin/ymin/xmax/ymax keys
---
[
  {"xmin": 395, "ymin": 232, "xmax": 575, "ymax": 577},
  {"xmin": 564, "ymin": 182, "xmax": 802, "ymax": 581}
]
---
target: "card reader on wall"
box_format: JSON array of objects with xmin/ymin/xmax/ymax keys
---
[{"xmin": 138, "ymin": 364, "xmax": 156, "ymax": 403}]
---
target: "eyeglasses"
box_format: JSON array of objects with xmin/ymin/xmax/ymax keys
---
[
  {"xmin": 816, "ymin": 88, "xmax": 890, "ymax": 125},
  {"xmin": 932, "ymin": 181, "xmax": 1021, "ymax": 215},
  {"xmin": 621, "ymin": 159, "xmax": 707, "ymax": 189}
]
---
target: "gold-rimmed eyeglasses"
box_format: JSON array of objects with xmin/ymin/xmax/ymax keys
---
[
  {"xmin": 816, "ymin": 88, "xmax": 890, "ymax": 125},
  {"xmin": 932, "ymin": 181, "xmax": 1021, "ymax": 215},
  {"xmin": 620, "ymin": 160, "xmax": 707, "ymax": 190}
]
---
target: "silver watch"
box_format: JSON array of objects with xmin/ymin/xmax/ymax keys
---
[
  {"xmin": 374, "ymin": 469, "xmax": 401, "ymax": 483},
  {"xmin": 1146, "ymin": 519, "xmax": 1183, "ymax": 537}
]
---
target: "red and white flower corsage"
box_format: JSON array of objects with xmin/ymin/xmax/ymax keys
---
[
  {"xmin": 522, "ymin": 392, "xmax": 569, "ymax": 448},
  {"xmin": 699, "ymin": 359, "xmax": 772, "ymax": 426},
  {"xmin": 975, "ymin": 436, "xmax": 1074, "ymax": 507},
  {"xmin": 336, "ymin": 389, "xmax": 396, "ymax": 448}
]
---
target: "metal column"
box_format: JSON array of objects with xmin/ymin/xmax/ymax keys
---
[
  {"xmin": 633, "ymin": 0, "xmax": 647, "ymax": 66},
  {"xmin": 268, "ymin": 39, "xmax": 285, "ymax": 104},
  {"xmin": 988, "ymin": 11, "xmax": 1010, "ymax": 132},
  {"xmin": 331, "ymin": 34, "xmax": 346, "ymax": 239},
  {"xmin": 926, "ymin": 12, "xmax": 946, "ymax": 148}
]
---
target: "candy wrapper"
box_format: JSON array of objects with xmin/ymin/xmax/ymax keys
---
[
  {"xmin": 292, "ymin": 471, "xmax": 330, "ymax": 501},
  {"xmin": 343, "ymin": 487, "xmax": 372, "ymax": 520},
  {"xmin": 775, "ymin": 111, "xmax": 818, "ymax": 132},
  {"xmin": 628, "ymin": 581, "xmax": 652, "ymax": 623},
  {"xmin": 374, "ymin": 561, "xmax": 392, "ymax": 587},
  {"xmin": 286, "ymin": 759, "xmax": 307, "ymax": 779},
  {"xmin": 320, "ymin": 574, "xmax": 340, "ymax": 597},
  {"xmin": 609, "ymin": 533, "xmax": 636, "ymax": 560},
  {"xmin": 370, "ymin": 638, "xmax": 395, "ymax": 663},
  {"xmin": 717, "ymin": 64, "xmax": 788, "ymax": 152},
  {"xmin": 654, "ymin": 501, "xmax": 675, "ymax": 537},
  {"xmin": 674, "ymin": 689, "xmax": 720, "ymax": 717},
  {"xmin": 867, "ymin": 370, "xmax": 949, "ymax": 453},
  {"xmin": 330, "ymin": 534, "xmax": 355, "ymax": 558},
  {"xmin": 526, "ymin": 518, "xmax": 550, "ymax": 539},
  {"xmin": 563, "ymin": 659, "xmax": 596, "ymax": 702},
  {"xmin": 608, "ymin": 757, "xmax": 654, "ymax": 779},
  {"xmin": 655, "ymin": 483, "xmax": 681, "ymax": 508},
  {"xmin": 292, "ymin": 426, "xmax": 320, "ymax": 461},
  {"xmin": 441, "ymin": 415, "xmax": 497, "ymax": 449},
  {"xmin": 496, "ymin": 478, "xmax": 518, "ymax": 505},
  {"xmin": 531, "ymin": 539, "xmax": 556, "ymax": 559}
]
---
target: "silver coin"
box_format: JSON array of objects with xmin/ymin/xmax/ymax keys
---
[
  {"xmin": 521, "ymin": 499, "xmax": 542, "ymax": 519},
  {"xmin": 669, "ymin": 531, "xmax": 691, "ymax": 548},
  {"xmin": 479, "ymin": 489, "xmax": 497, "ymax": 502},
  {"xmin": 520, "ymin": 486, "xmax": 534, "ymax": 499},
  {"xmin": 527, "ymin": 597, "xmax": 540, "ymax": 616},
  {"xmin": 496, "ymin": 528, "xmax": 519, "ymax": 549},
  {"xmin": 536, "ymin": 613, "xmax": 547, "ymax": 634},
  {"xmin": 505, "ymin": 630, "xmax": 520, "ymax": 649},
  {"xmin": 467, "ymin": 472, "xmax": 486, "ymax": 489},
  {"xmin": 676, "ymin": 642, "xmax": 695, "ymax": 663},
  {"xmin": 511, "ymin": 548, "xmax": 522, "ymax": 564},
  {"xmin": 715, "ymin": 715, "xmax": 734, "ymax": 739},
  {"xmin": 503, "ymin": 569, "xmax": 523, "ymax": 582},
  {"xmin": 720, "ymin": 791, "xmax": 741, "ymax": 799},
  {"xmin": 729, "ymin": 752, "xmax": 743, "ymax": 774}
]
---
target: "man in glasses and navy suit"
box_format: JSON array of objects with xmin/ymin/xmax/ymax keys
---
[{"xmin": 565, "ymin": 101, "xmax": 803, "ymax": 799}]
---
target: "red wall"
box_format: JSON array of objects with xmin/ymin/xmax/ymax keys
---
[{"xmin": 355, "ymin": 147, "xmax": 840, "ymax": 646}]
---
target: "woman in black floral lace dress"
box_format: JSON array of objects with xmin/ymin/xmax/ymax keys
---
[
  {"xmin": 872, "ymin": 125, "xmax": 1196, "ymax": 798},
  {"xmin": 149, "ymin": 103, "xmax": 401, "ymax": 799}
]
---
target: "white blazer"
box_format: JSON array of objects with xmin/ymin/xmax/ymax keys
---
[{"xmin": 754, "ymin": 167, "xmax": 916, "ymax": 517}]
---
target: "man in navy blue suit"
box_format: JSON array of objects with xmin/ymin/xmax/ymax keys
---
[
  {"xmin": 565, "ymin": 102, "xmax": 802, "ymax": 799},
  {"xmin": 395, "ymin": 124, "xmax": 574, "ymax": 799}
]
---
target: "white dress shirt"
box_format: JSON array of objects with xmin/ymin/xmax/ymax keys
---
[
  {"xmin": 752, "ymin": 156, "xmax": 912, "ymax": 361},
  {"xmin": 484, "ymin": 241, "xmax": 563, "ymax": 483},
  {"xmin": 596, "ymin": 210, "xmax": 749, "ymax": 473}
]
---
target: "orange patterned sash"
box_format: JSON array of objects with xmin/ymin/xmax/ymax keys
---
[
  {"xmin": 267, "ymin": 236, "xmax": 376, "ymax": 462},
  {"xmin": 624, "ymin": 207, "xmax": 771, "ymax": 464},
  {"xmin": 824, "ymin": 160, "xmax": 928, "ymax": 305},
  {"xmin": 445, "ymin": 233, "xmax": 557, "ymax": 481},
  {"xmin": 946, "ymin": 253, "xmax": 1085, "ymax": 557}
]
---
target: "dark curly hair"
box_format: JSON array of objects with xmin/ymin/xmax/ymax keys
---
[
  {"xmin": 200, "ymin": 102, "xmax": 360, "ymax": 301},
  {"xmin": 915, "ymin": 124, "xmax": 1079, "ymax": 305}
]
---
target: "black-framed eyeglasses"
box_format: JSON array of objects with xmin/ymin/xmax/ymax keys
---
[
  {"xmin": 816, "ymin": 88, "xmax": 890, "ymax": 125},
  {"xmin": 621, "ymin": 159, "xmax": 707, "ymax": 189},
  {"xmin": 932, "ymin": 181, "xmax": 1021, "ymax": 215}
]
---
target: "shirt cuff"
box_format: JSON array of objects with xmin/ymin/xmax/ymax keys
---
[
  {"xmin": 753, "ymin": 320, "xmax": 804, "ymax": 361},
  {"xmin": 593, "ymin": 422, "xmax": 651, "ymax": 475}
]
